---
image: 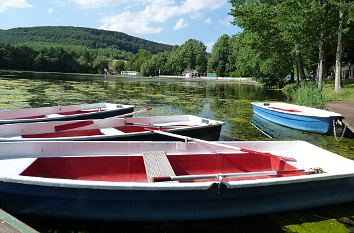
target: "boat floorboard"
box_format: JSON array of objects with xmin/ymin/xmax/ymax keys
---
[{"xmin": 326, "ymin": 100, "xmax": 354, "ymax": 133}]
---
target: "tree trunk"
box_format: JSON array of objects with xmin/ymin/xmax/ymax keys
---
[
  {"xmin": 296, "ymin": 49, "xmax": 305, "ymax": 82},
  {"xmin": 334, "ymin": 5, "xmax": 344, "ymax": 93},
  {"xmin": 296, "ymin": 62, "xmax": 300, "ymax": 84},
  {"xmin": 317, "ymin": 31, "xmax": 325, "ymax": 91}
]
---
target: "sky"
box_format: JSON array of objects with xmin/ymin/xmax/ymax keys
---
[{"xmin": 0, "ymin": 0, "xmax": 242, "ymax": 51}]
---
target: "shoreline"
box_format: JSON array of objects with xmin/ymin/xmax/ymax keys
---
[
  {"xmin": 0, "ymin": 69, "xmax": 258, "ymax": 84},
  {"xmin": 157, "ymin": 75, "xmax": 257, "ymax": 83}
]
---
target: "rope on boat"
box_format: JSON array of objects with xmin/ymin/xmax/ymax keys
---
[
  {"xmin": 250, "ymin": 122, "xmax": 272, "ymax": 138},
  {"xmin": 333, "ymin": 119, "xmax": 347, "ymax": 141},
  {"xmin": 217, "ymin": 175, "xmax": 224, "ymax": 194}
]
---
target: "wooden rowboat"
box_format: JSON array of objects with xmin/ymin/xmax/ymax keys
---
[
  {"xmin": 0, "ymin": 115, "xmax": 224, "ymax": 141},
  {"xmin": 251, "ymin": 102, "xmax": 342, "ymax": 134},
  {"xmin": 0, "ymin": 103, "xmax": 134, "ymax": 124},
  {"xmin": 0, "ymin": 140, "xmax": 353, "ymax": 221}
]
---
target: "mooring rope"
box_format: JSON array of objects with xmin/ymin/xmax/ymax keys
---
[{"xmin": 333, "ymin": 119, "xmax": 347, "ymax": 141}]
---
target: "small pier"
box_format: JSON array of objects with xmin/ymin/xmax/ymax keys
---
[
  {"xmin": 0, "ymin": 209, "xmax": 38, "ymax": 233},
  {"xmin": 326, "ymin": 100, "xmax": 354, "ymax": 133}
]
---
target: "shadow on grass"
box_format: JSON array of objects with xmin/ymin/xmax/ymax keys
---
[{"xmin": 271, "ymin": 201, "xmax": 354, "ymax": 233}]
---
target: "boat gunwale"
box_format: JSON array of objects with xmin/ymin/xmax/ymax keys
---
[
  {"xmin": 0, "ymin": 140, "xmax": 353, "ymax": 190},
  {"xmin": 0, "ymin": 103, "xmax": 135, "ymax": 123},
  {"xmin": 1, "ymin": 171, "xmax": 354, "ymax": 191}
]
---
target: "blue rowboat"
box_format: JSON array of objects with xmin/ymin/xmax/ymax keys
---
[
  {"xmin": 251, "ymin": 102, "xmax": 342, "ymax": 134},
  {"xmin": 0, "ymin": 140, "xmax": 353, "ymax": 221}
]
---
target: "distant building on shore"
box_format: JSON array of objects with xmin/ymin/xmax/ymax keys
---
[
  {"xmin": 182, "ymin": 69, "xmax": 198, "ymax": 78},
  {"xmin": 121, "ymin": 71, "xmax": 139, "ymax": 76}
]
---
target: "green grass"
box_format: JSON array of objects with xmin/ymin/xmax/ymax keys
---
[
  {"xmin": 322, "ymin": 82, "xmax": 354, "ymax": 101},
  {"xmin": 282, "ymin": 80, "xmax": 354, "ymax": 109},
  {"xmin": 272, "ymin": 213, "xmax": 350, "ymax": 233}
]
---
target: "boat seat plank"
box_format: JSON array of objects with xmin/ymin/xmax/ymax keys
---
[
  {"xmin": 142, "ymin": 151, "xmax": 177, "ymax": 183},
  {"xmin": 46, "ymin": 114, "xmax": 62, "ymax": 118},
  {"xmin": 100, "ymin": 128, "xmax": 125, "ymax": 136}
]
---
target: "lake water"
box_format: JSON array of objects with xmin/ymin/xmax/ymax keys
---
[{"xmin": 0, "ymin": 70, "xmax": 353, "ymax": 232}]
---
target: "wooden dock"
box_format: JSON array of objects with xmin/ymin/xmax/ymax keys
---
[
  {"xmin": 326, "ymin": 100, "xmax": 354, "ymax": 133},
  {"xmin": 0, "ymin": 209, "xmax": 38, "ymax": 233}
]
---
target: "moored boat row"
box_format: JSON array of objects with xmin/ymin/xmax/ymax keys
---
[{"xmin": 0, "ymin": 101, "xmax": 352, "ymax": 222}]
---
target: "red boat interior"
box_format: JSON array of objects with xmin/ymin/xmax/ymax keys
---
[
  {"xmin": 14, "ymin": 109, "xmax": 101, "ymax": 120},
  {"xmin": 21, "ymin": 125, "xmax": 174, "ymax": 138},
  {"xmin": 21, "ymin": 152, "xmax": 305, "ymax": 182},
  {"xmin": 268, "ymin": 107, "xmax": 302, "ymax": 113}
]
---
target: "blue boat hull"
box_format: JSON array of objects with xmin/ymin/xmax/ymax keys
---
[
  {"xmin": 1, "ymin": 177, "xmax": 354, "ymax": 221},
  {"xmin": 252, "ymin": 105, "xmax": 337, "ymax": 134}
]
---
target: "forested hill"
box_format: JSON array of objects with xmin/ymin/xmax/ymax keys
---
[{"xmin": 0, "ymin": 26, "xmax": 173, "ymax": 54}]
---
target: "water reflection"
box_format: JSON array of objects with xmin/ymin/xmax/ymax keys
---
[{"xmin": 251, "ymin": 113, "xmax": 324, "ymax": 141}]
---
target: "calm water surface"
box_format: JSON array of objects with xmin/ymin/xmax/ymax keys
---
[{"xmin": 0, "ymin": 71, "xmax": 353, "ymax": 232}]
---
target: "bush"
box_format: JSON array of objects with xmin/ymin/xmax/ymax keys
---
[
  {"xmin": 293, "ymin": 83, "xmax": 325, "ymax": 108},
  {"xmin": 282, "ymin": 82, "xmax": 325, "ymax": 109},
  {"xmin": 282, "ymin": 83, "xmax": 299, "ymax": 99}
]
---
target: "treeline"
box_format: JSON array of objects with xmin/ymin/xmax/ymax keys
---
[
  {"xmin": 0, "ymin": 43, "xmax": 135, "ymax": 73},
  {"xmin": 0, "ymin": 39, "xmax": 215, "ymax": 77},
  {"xmin": 229, "ymin": 0, "xmax": 354, "ymax": 89},
  {"xmin": 134, "ymin": 36, "xmax": 249, "ymax": 77},
  {"xmin": 0, "ymin": 26, "xmax": 173, "ymax": 54}
]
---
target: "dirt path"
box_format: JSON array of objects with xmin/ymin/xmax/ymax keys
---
[{"xmin": 326, "ymin": 100, "xmax": 354, "ymax": 133}]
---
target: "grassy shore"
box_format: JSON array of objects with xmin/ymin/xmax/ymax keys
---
[
  {"xmin": 282, "ymin": 80, "xmax": 354, "ymax": 109},
  {"xmin": 323, "ymin": 81, "xmax": 354, "ymax": 101}
]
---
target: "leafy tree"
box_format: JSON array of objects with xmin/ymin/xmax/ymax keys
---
[
  {"xmin": 127, "ymin": 49, "xmax": 152, "ymax": 72},
  {"xmin": 92, "ymin": 55, "xmax": 109, "ymax": 73},
  {"xmin": 167, "ymin": 39, "xmax": 207, "ymax": 75},
  {"xmin": 140, "ymin": 51, "xmax": 172, "ymax": 76},
  {"xmin": 229, "ymin": 0, "xmax": 353, "ymax": 88},
  {"xmin": 208, "ymin": 34, "xmax": 231, "ymax": 77},
  {"xmin": 109, "ymin": 59, "xmax": 126, "ymax": 73}
]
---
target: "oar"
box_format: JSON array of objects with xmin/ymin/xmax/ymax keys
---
[
  {"xmin": 125, "ymin": 122, "xmax": 189, "ymax": 129},
  {"xmin": 152, "ymin": 130, "xmax": 296, "ymax": 162},
  {"xmin": 153, "ymin": 169, "xmax": 315, "ymax": 182},
  {"xmin": 118, "ymin": 107, "xmax": 152, "ymax": 118},
  {"xmin": 55, "ymin": 107, "xmax": 152, "ymax": 132}
]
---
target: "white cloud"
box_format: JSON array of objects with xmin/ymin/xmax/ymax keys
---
[
  {"xmin": 99, "ymin": 0, "xmax": 227, "ymax": 35},
  {"xmin": 204, "ymin": 17, "xmax": 212, "ymax": 24},
  {"xmin": 47, "ymin": 8, "xmax": 54, "ymax": 13},
  {"xmin": 205, "ymin": 41, "xmax": 214, "ymax": 52},
  {"xmin": 0, "ymin": 0, "xmax": 32, "ymax": 12},
  {"xmin": 219, "ymin": 15, "xmax": 233, "ymax": 26},
  {"xmin": 173, "ymin": 18, "xmax": 188, "ymax": 31},
  {"xmin": 100, "ymin": 11, "xmax": 162, "ymax": 34},
  {"xmin": 72, "ymin": 0, "xmax": 137, "ymax": 8}
]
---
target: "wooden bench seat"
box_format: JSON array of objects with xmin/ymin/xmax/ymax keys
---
[{"xmin": 142, "ymin": 151, "xmax": 177, "ymax": 183}]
